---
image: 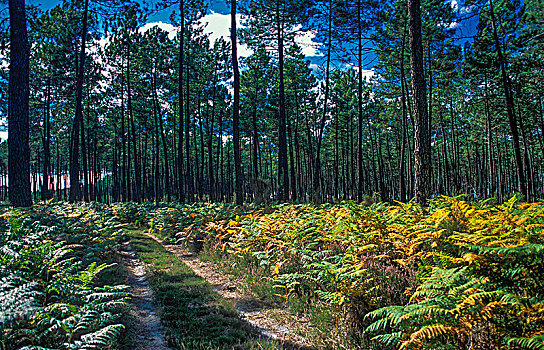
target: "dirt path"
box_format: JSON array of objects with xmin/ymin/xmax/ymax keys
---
[
  {"xmin": 140, "ymin": 230, "xmax": 315, "ymax": 349},
  {"xmin": 119, "ymin": 240, "xmax": 170, "ymax": 350}
]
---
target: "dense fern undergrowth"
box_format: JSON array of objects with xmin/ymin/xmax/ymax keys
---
[
  {"xmin": 113, "ymin": 196, "xmax": 544, "ymax": 349},
  {"xmin": 0, "ymin": 203, "xmax": 130, "ymax": 350}
]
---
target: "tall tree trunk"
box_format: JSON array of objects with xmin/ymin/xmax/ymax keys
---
[
  {"xmin": 152, "ymin": 74, "xmax": 161, "ymax": 201},
  {"xmin": 178, "ymin": 0, "xmax": 185, "ymax": 201},
  {"xmin": 399, "ymin": 27, "xmax": 408, "ymax": 202},
  {"xmin": 313, "ymin": 0, "xmax": 333, "ymax": 203},
  {"xmin": 69, "ymin": 0, "xmax": 88, "ymax": 202},
  {"xmin": 277, "ymin": 0, "xmax": 289, "ymax": 201},
  {"xmin": 127, "ymin": 47, "xmax": 141, "ymax": 202},
  {"xmin": 483, "ymin": 74, "xmax": 495, "ymax": 197},
  {"xmin": 252, "ymin": 85, "xmax": 259, "ymax": 183},
  {"xmin": 232, "ymin": 0, "xmax": 243, "ymax": 205},
  {"xmin": 488, "ymin": 0, "xmax": 526, "ymax": 197},
  {"xmin": 8, "ymin": 0, "xmax": 32, "ymax": 207},
  {"xmin": 357, "ymin": 0, "xmax": 364, "ymax": 202},
  {"xmin": 81, "ymin": 91, "xmax": 89, "ymax": 201},
  {"xmin": 408, "ymin": 0, "xmax": 431, "ymax": 205},
  {"xmin": 121, "ymin": 60, "xmax": 128, "ymax": 202},
  {"xmin": 208, "ymin": 62, "xmax": 218, "ymax": 200},
  {"xmin": 198, "ymin": 100, "xmax": 205, "ymax": 200},
  {"xmin": 42, "ymin": 78, "xmax": 51, "ymax": 201},
  {"xmin": 185, "ymin": 51, "xmax": 193, "ymax": 201},
  {"xmin": 154, "ymin": 77, "xmax": 171, "ymax": 201}
]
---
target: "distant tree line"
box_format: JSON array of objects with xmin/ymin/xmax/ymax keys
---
[{"xmin": 3, "ymin": 0, "xmax": 544, "ymax": 207}]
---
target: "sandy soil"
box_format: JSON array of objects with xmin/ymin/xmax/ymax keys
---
[
  {"xmin": 141, "ymin": 231, "xmax": 316, "ymax": 349},
  {"xmin": 119, "ymin": 241, "xmax": 170, "ymax": 350}
]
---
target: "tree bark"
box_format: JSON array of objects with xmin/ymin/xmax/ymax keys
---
[
  {"xmin": 399, "ymin": 27, "xmax": 408, "ymax": 202},
  {"xmin": 69, "ymin": 0, "xmax": 88, "ymax": 202},
  {"xmin": 313, "ymin": 0, "xmax": 333, "ymax": 203},
  {"xmin": 488, "ymin": 0, "xmax": 526, "ymax": 197},
  {"xmin": 42, "ymin": 78, "xmax": 51, "ymax": 201},
  {"xmin": 178, "ymin": 0, "xmax": 185, "ymax": 201},
  {"xmin": 232, "ymin": 0, "xmax": 243, "ymax": 205},
  {"xmin": 357, "ymin": 0, "xmax": 364, "ymax": 202},
  {"xmin": 8, "ymin": 0, "xmax": 32, "ymax": 207},
  {"xmin": 408, "ymin": 0, "xmax": 431, "ymax": 205},
  {"xmin": 277, "ymin": 0, "xmax": 289, "ymax": 201}
]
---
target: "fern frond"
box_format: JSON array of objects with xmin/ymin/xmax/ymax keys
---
[
  {"xmin": 508, "ymin": 335, "xmax": 544, "ymax": 350},
  {"xmin": 77, "ymin": 324, "xmax": 125, "ymax": 349}
]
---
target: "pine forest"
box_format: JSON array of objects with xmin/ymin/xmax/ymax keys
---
[{"xmin": 1, "ymin": 0, "xmax": 544, "ymax": 349}]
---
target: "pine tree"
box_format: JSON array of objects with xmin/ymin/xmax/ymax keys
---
[
  {"xmin": 8, "ymin": 0, "xmax": 32, "ymax": 207},
  {"xmin": 241, "ymin": 0, "xmax": 313, "ymax": 201},
  {"xmin": 408, "ymin": 0, "xmax": 431, "ymax": 205},
  {"xmin": 231, "ymin": 0, "xmax": 243, "ymax": 205}
]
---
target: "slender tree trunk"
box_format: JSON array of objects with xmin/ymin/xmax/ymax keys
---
[
  {"xmin": 69, "ymin": 0, "xmax": 88, "ymax": 202},
  {"xmin": 151, "ymin": 74, "xmax": 161, "ymax": 201},
  {"xmin": 198, "ymin": 101, "xmax": 205, "ymax": 200},
  {"xmin": 277, "ymin": 0, "xmax": 289, "ymax": 201},
  {"xmin": 185, "ymin": 44, "xmax": 193, "ymax": 201},
  {"xmin": 42, "ymin": 78, "xmax": 51, "ymax": 201},
  {"xmin": 155, "ymin": 80, "xmax": 171, "ymax": 201},
  {"xmin": 488, "ymin": 0, "xmax": 526, "ymax": 197},
  {"xmin": 127, "ymin": 47, "xmax": 141, "ymax": 202},
  {"xmin": 252, "ymin": 85, "xmax": 259, "ymax": 183},
  {"xmin": 357, "ymin": 0, "xmax": 364, "ymax": 202},
  {"xmin": 399, "ymin": 28, "xmax": 408, "ymax": 202},
  {"xmin": 313, "ymin": 0, "xmax": 333, "ymax": 203},
  {"xmin": 81, "ymin": 92, "xmax": 89, "ymax": 202},
  {"xmin": 208, "ymin": 62, "xmax": 218, "ymax": 200},
  {"xmin": 408, "ymin": 0, "xmax": 431, "ymax": 205},
  {"xmin": 8, "ymin": 0, "xmax": 32, "ymax": 207},
  {"xmin": 232, "ymin": 0, "xmax": 243, "ymax": 205},
  {"xmin": 178, "ymin": 0, "xmax": 185, "ymax": 201},
  {"xmin": 483, "ymin": 74, "xmax": 495, "ymax": 197}
]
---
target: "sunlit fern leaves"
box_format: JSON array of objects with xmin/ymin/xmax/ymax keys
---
[
  {"xmin": 121, "ymin": 196, "xmax": 544, "ymax": 349},
  {"xmin": 0, "ymin": 277, "xmax": 41, "ymax": 328},
  {"xmin": 1, "ymin": 203, "xmax": 129, "ymax": 350},
  {"xmin": 508, "ymin": 335, "xmax": 544, "ymax": 350}
]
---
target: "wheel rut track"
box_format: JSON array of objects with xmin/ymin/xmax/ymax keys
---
[
  {"xmin": 138, "ymin": 229, "xmax": 316, "ymax": 350},
  {"xmin": 119, "ymin": 240, "xmax": 170, "ymax": 350}
]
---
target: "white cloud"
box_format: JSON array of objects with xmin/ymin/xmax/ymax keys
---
[
  {"xmin": 450, "ymin": 0, "xmax": 459, "ymax": 11},
  {"xmin": 201, "ymin": 12, "xmax": 253, "ymax": 57},
  {"xmin": 139, "ymin": 22, "xmax": 178, "ymax": 40},
  {"xmin": 344, "ymin": 64, "xmax": 376, "ymax": 81},
  {"xmin": 450, "ymin": 0, "xmax": 475, "ymax": 14},
  {"xmin": 459, "ymin": 5, "xmax": 476, "ymax": 14},
  {"xmin": 309, "ymin": 63, "xmax": 321, "ymax": 71},
  {"xmin": 293, "ymin": 26, "xmax": 323, "ymax": 57},
  {"xmin": 448, "ymin": 22, "xmax": 461, "ymax": 29},
  {"xmin": 200, "ymin": 13, "xmax": 323, "ymax": 58}
]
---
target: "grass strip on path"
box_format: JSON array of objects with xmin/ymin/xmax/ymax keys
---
[{"xmin": 125, "ymin": 228, "xmax": 281, "ymax": 350}]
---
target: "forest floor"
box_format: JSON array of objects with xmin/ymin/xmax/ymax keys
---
[{"xmin": 122, "ymin": 227, "xmax": 315, "ymax": 349}]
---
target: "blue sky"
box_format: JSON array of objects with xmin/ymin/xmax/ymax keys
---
[{"xmin": 23, "ymin": 0, "xmax": 477, "ymax": 76}]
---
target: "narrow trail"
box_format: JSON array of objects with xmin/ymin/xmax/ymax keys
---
[
  {"xmin": 119, "ymin": 240, "xmax": 170, "ymax": 350},
  {"xmin": 139, "ymin": 230, "xmax": 315, "ymax": 349}
]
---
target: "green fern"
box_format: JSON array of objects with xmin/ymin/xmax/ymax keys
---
[
  {"xmin": 508, "ymin": 335, "xmax": 544, "ymax": 350},
  {"xmin": 0, "ymin": 277, "xmax": 41, "ymax": 327}
]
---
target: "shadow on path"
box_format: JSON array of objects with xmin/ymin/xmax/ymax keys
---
[{"xmin": 126, "ymin": 229, "xmax": 315, "ymax": 350}]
